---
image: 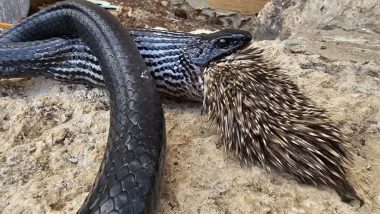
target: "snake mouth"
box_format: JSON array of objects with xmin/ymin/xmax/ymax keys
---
[
  {"xmin": 241, "ymin": 41, "xmax": 252, "ymax": 51},
  {"xmin": 202, "ymin": 42, "xmax": 253, "ymax": 77},
  {"xmin": 202, "ymin": 41, "xmax": 252, "ymax": 72}
]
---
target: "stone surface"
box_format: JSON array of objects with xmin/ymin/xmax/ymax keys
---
[
  {"xmin": 184, "ymin": 0, "xmax": 208, "ymax": 9},
  {"xmin": 254, "ymin": 0, "xmax": 380, "ymax": 40}
]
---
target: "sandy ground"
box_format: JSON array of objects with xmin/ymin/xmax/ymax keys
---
[{"xmin": 1, "ymin": 0, "xmax": 380, "ymax": 213}]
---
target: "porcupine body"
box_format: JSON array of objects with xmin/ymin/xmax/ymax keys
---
[{"xmin": 203, "ymin": 47, "xmax": 363, "ymax": 205}]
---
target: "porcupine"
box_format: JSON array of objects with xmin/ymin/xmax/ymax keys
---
[{"xmin": 202, "ymin": 46, "xmax": 364, "ymax": 206}]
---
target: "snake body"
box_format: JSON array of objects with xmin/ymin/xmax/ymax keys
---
[
  {"xmin": 1, "ymin": 1, "xmax": 165, "ymax": 213},
  {"xmin": 0, "ymin": 28, "xmax": 251, "ymax": 101},
  {"xmin": 0, "ymin": 0, "xmax": 252, "ymax": 213}
]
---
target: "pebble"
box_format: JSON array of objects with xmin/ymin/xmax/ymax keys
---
[
  {"xmin": 315, "ymin": 66, "xmax": 327, "ymax": 73},
  {"xmin": 28, "ymin": 144, "xmax": 37, "ymax": 153},
  {"xmin": 161, "ymin": 1, "xmax": 169, "ymax": 7},
  {"xmin": 366, "ymin": 163, "xmax": 371, "ymax": 171},
  {"xmin": 67, "ymin": 155, "xmax": 78, "ymax": 164}
]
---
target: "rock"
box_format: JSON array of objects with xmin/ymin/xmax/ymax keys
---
[
  {"xmin": 209, "ymin": 0, "xmax": 270, "ymax": 15},
  {"xmin": 185, "ymin": 0, "xmax": 209, "ymax": 10},
  {"xmin": 253, "ymin": 0, "xmax": 293, "ymax": 40},
  {"xmin": 174, "ymin": 9, "xmax": 188, "ymax": 19},
  {"xmin": 170, "ymin": 0, "xmax": 185, "ymax": 5},
  {"xmin": 200, "ymin": 8, "xmax": 255, "ymax": 31},
  {"xmin": 254, "ymin": 0, "xmax": 380, "ymax": 40}
]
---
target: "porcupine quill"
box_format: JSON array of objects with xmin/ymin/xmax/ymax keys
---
[{"xmin": 202, "ymin": 46, "xmax": 363, "ymax": 206}]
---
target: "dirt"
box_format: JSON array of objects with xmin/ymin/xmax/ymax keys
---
[{"xmin": 1, "ymin": 0, "xmax": 380, "ymax": 213}]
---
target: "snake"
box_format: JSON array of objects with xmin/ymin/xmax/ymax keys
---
[
  {"xmin": 0, "ymin": 23, "xmax": 251, "ymax": 101},
  {"xmin": 0, "ymin": 0, "xmax": 252, "ymax": 213}
]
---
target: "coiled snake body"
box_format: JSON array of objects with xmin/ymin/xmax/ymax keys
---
[{"xmin": 0, "ymin": 0, "xmax": 252, "ymax": 213}]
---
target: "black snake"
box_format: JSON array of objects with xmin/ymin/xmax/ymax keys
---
[{"xmin": 0, "ymin": 0, "xmax": 252, "ymax": 213}]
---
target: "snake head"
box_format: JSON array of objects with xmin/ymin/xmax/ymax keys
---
[{"xmin": 189, "ymin": 29, "xmax": 252, "ymax": 67}]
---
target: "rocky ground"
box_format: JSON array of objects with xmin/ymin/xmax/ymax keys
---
[{"xmin": 1, "ymin": 0, "xmax": 379, "ymax": 213}]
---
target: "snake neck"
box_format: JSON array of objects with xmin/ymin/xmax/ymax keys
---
[
  {"xmin": 131, "ymin": 29, "xmax": 205, "ymax": 100},
  {"xmin": 0, "ymin": 31, "xmax": 205, "ymax": 100}
]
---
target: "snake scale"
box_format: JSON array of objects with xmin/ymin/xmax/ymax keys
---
[{"xmin": 0, "ymin": 0, "xmax": 252, "ymax": 213}]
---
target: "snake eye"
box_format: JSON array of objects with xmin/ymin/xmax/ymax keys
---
[{"xmin": 216, "ymin": 38, "xmax": 228, "ymax": 48}]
